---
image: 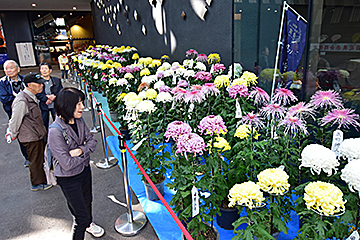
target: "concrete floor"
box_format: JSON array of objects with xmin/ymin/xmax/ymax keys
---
[{"xmin": 0, "ymin": 65, "xmax": 159, "ymax": 240}]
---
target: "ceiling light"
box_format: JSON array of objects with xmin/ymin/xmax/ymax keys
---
[
  {"xmin": 73, "ymin": 6, "xmax": 77, "ymax": 10},
  {"xmin": 38, "ymin": 14, "xmax": 41, "ymax": 17},
  {"xmin": 32, "ymin": 3, "xmax": 36, "ymax": 7},
  {"xmin": 70, "ymin": 13, "xmax": 73, "ymax": 15}
]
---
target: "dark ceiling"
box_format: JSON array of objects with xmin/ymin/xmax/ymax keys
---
[{"xmin": 0, "ymin": 0, "xmax": 91, "ymax": 11}]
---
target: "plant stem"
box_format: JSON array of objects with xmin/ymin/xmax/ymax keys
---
[
  {"xmin": 270, "ymin": 195, "xmax": 274, "ymax": 235},
  {"xmin": 147, "ymin": 114, "xmax": 153, "ymax": 180},
  {"xmin": 356, "ymin": 197, "xmax": 360, "ymax": 230}
]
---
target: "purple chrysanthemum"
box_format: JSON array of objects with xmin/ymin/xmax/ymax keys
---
[
  {"xmin": 164, "ymin": 121, "xmax": 192, "ymax": 142},
  {"xmin": 272, "ymin": 88, "xmax": 298, "ymax": 106},
  {"xmin": 177, "ymin": 79, "xmax": 189, "ymax": 88},
  {"xmin": 287, "ymin": 102, "xmax": 316, "ymax": 119},
  {"xmin": 321, "ymin": 108, "xmax": 360, "ymax": 130},
  {"xmin": 196, "ymin": 54, "xmax": 208, "ymax": 63},
  {"xmin": 184, "ymin": 89, "xmax": 206, "ymax": 104},
  {"xmin": 198, "ymin": 115, "xmax": 227, "ymax": 135},
  {"xmin": 195, "ymin": 71, "xmax": 213, "ymax": 82},
  {"xmin": 309, "ymin": 90, "xmax": 343, "ymax": 109},
  {"xmin": 157, "ymin": 71, "xmax": 165, "ymax": 79},
  {"xmin": 201, "ymin": 83, "xmax": 220, "ymax": 97},
  {"xmin": 260, "ymin": 103, "xmax": 286, "ymax": 119},
  {"xmin": 248, "ymin": 87, "xmax": 270, "ymax": 106},
  {"xmin": 159, "ymin": 85, "xmax": 171, "ymax": 93},
  {"xmin": 228, "ymin": 85, "xmax": 249, "ymax": 99},
  {"xmin": 176, "ymin": 133, "xmax": 206, "ymax": 157},
  {"xmin": 241, "ymin": 112, "xmax": 265, "ymax": 129},
  {"xmin": 279, "ymin": 116, "xmax": 308, "ymax": 136},
  {"xmin": 132, "ymin": 66, "xmax": 141, "ymax": 72}
]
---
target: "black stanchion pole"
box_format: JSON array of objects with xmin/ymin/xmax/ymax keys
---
[
  {"xmin": 82, "ymin": 79, "xmax": 90, "ymax": 112},
  {"xmin": 95, "ymin": 103, "xmax": 118, "ymax": 169},
  {"xmin": 88, "ymin": 86, "xmax": 100, "ymax": 133},
  {"xmin": 115, "ymin": 134, "xmax": 147, "ymax": 236}
]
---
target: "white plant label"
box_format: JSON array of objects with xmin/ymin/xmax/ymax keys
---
[
  {"xmin": 132, "ymin": 137, "xmax": 147, "ymax": 151},
  {"xmin": 191, "ymin": 186, "xmax": 199, "ymax": 217},
  {"xmin": 271, "ymin": 125, "xmax": 278, "ymax": 140},
  {"xmin": 235, "ymin": 98, "xmax": 242, "ymax": 118},
  {"xmin": 331, "ymin": 129, "xmax": 343, "ymax": 156},
  {"xmin": 94, "ymin": 73, "xmax": 98, "ymax": 79},
  {"xmin": 188, "ymin": 103, "xmax": 195, "ymax": 113},
  {"xmin": 172, "ymin": 74, "xmax": 177, "ymax": 85},
  {"xmin": 347, "ymin": 230, "xmax": 359, "ymax": 240}
]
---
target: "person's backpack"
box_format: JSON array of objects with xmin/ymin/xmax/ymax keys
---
[{"xmin": 44, "ymin": 123, "xmax": 69, "ymax": 186}]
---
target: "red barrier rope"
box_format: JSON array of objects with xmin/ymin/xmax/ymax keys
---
[{"xmin": 74, "ymin": 67, "xmax": 194, "ymax": 240}]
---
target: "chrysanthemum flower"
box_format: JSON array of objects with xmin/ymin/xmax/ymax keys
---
[
  {"xmin": 272, "ymin": 88, "xmax": 298, "ymax": 106},
  {"xmin": 164, "ymin": 121, "xmax": 192, "ymax": 142},
  {"xmin": 116, "ymin": 93, "xmax": 127, "ymax": 102},
  {"xmin": 212, "ymin": 63, "xmax": 226, "ymax": 74},
  {"xmin": 198, "ymin": 115, "xmax": 228, "ymax": 136},
  {"xmin": 154, "ymin": 80, "xmax": 165, "ymax": 89},
  {"xmin": 175, "ymin": 133, "xmax": 206, "ymax": 157},
  {"xmin": 299, "ymin": 144, "xmax": 339, "ymax": 176},
  {"xmin": 228, "ymin": 85, "xmax": 249, "ymax": 99},
  {"xmin": 260, "ymin": 103, "xmax": 286, "ymax": 119},
  {"xmin": 124, "ymin": 93, "xmax": 142, "ymax": 109},
  {"xmin": 138, "ymin": 82, "xmax": 149, "ymax": 92},
  {"xmin": 287, "ymin": 102, "xmax": 316, "ymax": 119},
  {"xmin": 338, "ymin": 138, "xmax": 360, "ymax": 160},
  {"xmin": 239, "ymin": 71, "xmax": 258, "ymax": 87},
  {"xmin": 248, "ymin": 87, "xmax": 270, "ymax": 106},
  {"xmin": 140, "ymin": 68, "xmax": 151, "ymax": 76},
  {"xmin": 211, "ymin": 137, "xmax": 231, "ymax": 152},
  {"xmin": 194, "ymin": 71, "xmax": 213, "ymax": 82},
  {"xmin": 135, "ymin": 100, "xmax": 156, "ymax": 113},
  {"xmin": 171, "ymin": 87, "xmax": 187, "ymax": 101},
  {"xmin": 241, "ymin": 112, "xmax": 265, "ymax": 129},
  {"xmin": 186, "ymin": 49, "xmax": 198, "ymax": 58},
  {"xmin": 340, "ymin": 159, "xmax": 360, "ymax": 193},
  {"xmin": 207, "ymin": 53, "xmax": 221, "ymax": 64},
  {"xmin": 257, "ymin": 168, "xmax": 290, "ymax": 195},
  {"xmin": 109, "ymin": 77, "xmax": 117, "ymax": 85},
  {"xmin": 234, "ymin": 124, "xmax": 260, "ymax": 140},
  {"xmin": 144, "ymin": 89, "xmax": 157, "ymax": 100},
  {"xmin": 141, "ymin": 75, "xmax": 157, "ymax": 85},
  {"xmin": 321, "ymin": 108, "xmax": 360, "ymax": 130},
  {"xmin": 196, "ymin": 53, "xmax": 208, "ymax": 62},
  {"xmin": 228, "ymin": 181, "xmax": 265, "ymax": 209},
  {"xmin": 304, "ymin": 181, "xmax": 346, "ymax": 216},
  {"xmin": 279, "ymin": 115, "xmax": 308, "ymax": 136},
  {"xmin": 159, "ymin": 85, "xmax": 171, "ymax": 93},
  {"xmin": 177, "ymin": 79, "xmax": 189, "ymax": 88},
  {"xmin": 132, "ymin": 53, "xmax": 139, "ymax": 60},
  {"xmin": 156, "ymin": 92, "xmax": 173, "ymax": 103},
  {"xmin": 214, "ymin": 75, "xmax": 230, "ymax": 88},
  {"xmin": 195, "ymin": 62, "xmax": 207, "ymax": 71},
  {"xmin": 309, "ymin": 90, "xmax": 343, "ymax": 109},
  {"xmin": 124, "ymin": 72, "xmax": 134, "ymax": 79},
  {"xmin": 201, "ymin": 83, "xmax": 220, "ymax": 97},
  {"xmin": 184, "ymin": 89, "xmax": 206, "ymax": 104},
  {"xmin": 230, "ymin": 78, "xmax": 247, "ymax": 87}
]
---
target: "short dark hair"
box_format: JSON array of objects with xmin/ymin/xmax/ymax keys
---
[
  {"xmin": 54, "ymin": 88, "xmax": 85, "ymax": 124},
  {"xmin": 39, "ymin": 62, "xmax": 52, "ymax": 70}
]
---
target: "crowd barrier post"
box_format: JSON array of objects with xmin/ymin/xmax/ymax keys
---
[
  {"xmin": 95, "ymin": 103, "xmax": 118, "ymax": 169},
  {"xmin": 82, "ymin": 78, "xmax": 90, "ymax": 112},
  {"xmin": 88, "ymin": 85, "xmax": 100, "ymax": 133},
  {"xmin": 115, "ymin": 134, "xmax": 147, "ymax": 236}
]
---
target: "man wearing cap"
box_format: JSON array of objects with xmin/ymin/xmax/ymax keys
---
[
  {"xmin": 0, "ymin": 60, "xmax": 29, "ymax": 167},
  {"xmin": 6, "ymin": 73, "xmax": 52, "ymax": 191}
]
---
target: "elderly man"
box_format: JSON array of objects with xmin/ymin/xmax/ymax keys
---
[
  {"xmin": 6, "ymin": 73, "xmax": 52, "ymax": 191},
  {"xmin": 0, "ymin": 60, "xmax": 29, "ymax": 167}
]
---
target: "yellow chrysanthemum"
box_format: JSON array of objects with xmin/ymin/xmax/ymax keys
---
[
  {"xmin": 161, "ymin": 55, "xmax": 170, "ymax": 61},
  {"xmin": 100, "ymin": 64, "xmax": 108, "ymax": 70},
  {"xmin": 132, "ymin": 53, "xmax": 139, "ymax": 60},
  {"xmin": 231, "ymin": 78, "xmax": 247, "ymax": 87},
  {"xmin": 113, "ymin": 62, "xmax": 122, "ymax": 68},
  {"xmin": 149, "ymin": 59, "xmax": 161, "ymax": 68},
  {"xmin": 140, "ymin": 68, "xmax": 151, "ymax": 77},
  {"xmin": 239, "ymin": 71, "xmax": 258, "ymax": 87},
  {"xmin": 116, "ymin": 93, "xmax": 127, "ymax": 102},
  {"xmin": 106, "ymin": 60, "xmax": 114, "ymax": 65},
  {"xmin": 304, "ymin": 181, "xmax": 346, "ymax": 216},
  {"xmin": 257, "ymin": 168, "xmax": 290, "ymax": 195},
  {"xmin": 124, "ymin": 73, "xmax": 134, "ymax": 79},
  {"xmin": 138, "ymin": 57, "xmax": 153, "ymax": 66},
  {"xmin": 109, "ymin": 78, "xmax": 117, "ymax": 85},
  {"xmin": 214, "ymin": 75, "xmax": 230, "ymax": 88},
  {"xmin": 208, "ymin": 53, "xmax": 221, "ymax": 64},
  {"xmin": 120, "ymin": 45, "xmax": 125, "ymax": 51},
  {"xmin": 144, "ymin": 89, "xmax": 157, "ymax": 100},
  {"xmin": 234, "ymin": 124, "xmax": 260, "ymax": 140},
  {"xmin": 213, "ymin": 137, "xmax": 231, "ymax": 152},
  {"xmin": 228, "ymin": 181, "xmax": 265, "ymax": 209},
  {"xmin": 88, "ymin": 45, "xmax": 94, "ymax": 50},
  {"xmin": 92, "ymin": 63, "xmax": 99, "ymax": 68}
]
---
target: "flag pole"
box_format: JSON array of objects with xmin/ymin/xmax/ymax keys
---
[{"xmin": 270, "ymin": 1, "xmax": 287, "ymax": 100}]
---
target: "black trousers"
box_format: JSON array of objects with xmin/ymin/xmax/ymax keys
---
[
  {"xmin": 21, "ymin": 139, "xmax": 46, "ymax": 185},
  {"xmin": 57, "ymin": 166, "xmax": 93, "ymax": 240}
]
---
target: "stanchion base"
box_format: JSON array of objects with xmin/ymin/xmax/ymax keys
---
[
  {"xmin": 90, "ymin": 126, "xmax": 101, "ymax": 133},
  {"xmin": 95, "ymin": 157, "xmax": 118, "ymax": 169},
  {"xmin": 115, "ymin": 211, "xmax": 147, "ymax": 236}
]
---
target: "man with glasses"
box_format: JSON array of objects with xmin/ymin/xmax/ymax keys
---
[
  {"xmin": 6, "ymin": 73, "xmax": 52, "ymax": 191},
  {"xmin": 0, "ymin": 60, "xmax": 29, "ymax": 167}
]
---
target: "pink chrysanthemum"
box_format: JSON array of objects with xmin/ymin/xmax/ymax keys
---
[
  {"xmin": 201, "ymin": 83, "xmax": 220, "ymax": 97},
  {"xmin": 321, "ymin": 108, "xmax": 360, "ymax": 130},
  {"xmin": 309, "ymin": 90, "xmax": 343, "ymax": 109},
  {"xmin": 287, "ymin": 102, "xmax": 316, "ymax": 119},
  {"xmin": 177, "ymin": 79, "xmax": 189, "ymax": 88},
  {"xmin": 164, "ymin": 121, "xmax": 192, "ymax": 142},
  {"xmin": 248, "ymin": 87, "xmax": 270, "ymax": 106},
  {"xmin": 159, "ymin": 85, "xmax": 171, "ymax": 93},
  {"xmin": 198, "ymin": 115, "xmax": 228, "ymax": 135},
  {"xmin": 191, "ymin": 85, "xmax": 203, "ymax": 90},
  {"xmin": 186, "ymin": 49, "xmax": 198, "ymax": 58},
  {"xmin": 260, "ymin": 103, "xmax": 286, "ymax": 119},
  {"xmin": 279, "ymin": 116, "xmax": 308, "ymax": 136},
  {"xmin": 228, "ymin": 85, "xmax": 249, "ymax": 99},
  {"xmin": 272, "ymin": 88, "xmax": 298, "ymax": 106},
  {"xmin": 196, "ymin": 54, "xmax": 208, "ymax": 63},
  {"xmin": 212, "ymin": 63, "xmax": 226, "ymax": 73},
  {"xmin": 241, "ymin": 112, "xmax": 265, "ymax": 129},
  {"xmin": 171, "ymin": 87, "xmax": 187, "ymax": 101},
  {"xmin": 176, "ymin": 133, "xmax": 206, "ymax": 157},
  {"xmin": 184, "ymin": 89, "xmax": 206, "ymax": 104},
  {"xmin": 194, "ymin": 71, "xmax": 213, "ymax": 82}
]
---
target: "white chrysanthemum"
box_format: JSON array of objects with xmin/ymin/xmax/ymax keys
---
[
  {"xmin": 135, "ymin": 100, "xmax": 157, "ymax": 113},
  {"xmin": 163, "ymin": 69, "xmax": 174, "ymax": 77},
  {"xmin": 183, "ymin": 59, "xmax": 194, "ymax": 68},
  {"xmin": 138, "ymin": 91, "xmax": 146, "ymax": 99},
  {"xmin": 109, "ymin": 78, "xmax": 117, "ymax": 85},
  {"xmin": 157, "ymin": 62, "xmax": 171, "ymax": 71},
  {"xmin": 341, "ymin": 159, "xmax": 360, "ymax": 193},
  {"xmin": 175, "ymin": 68, "xmax": 186, "ymax": 76},
  {"xmin": 117, "ymin": 78, "xmax": 128, "ymax": 86},
  {"xmin": 195, "ymin": 62, "xmax": 206, "ymax": 71},
  {"xmin": 184, "ymin": 70, "xmax": 196, "ymax": 79},
  {"xmin": 338, "ymin": 138, "xmax": 360, "ymax": 161},
  {"xmin": 123, "ymin": 92, "xmax": 142, "ymax": 109},
  {"xmin": 257, "ymin": 168, "xmax": 290, "ymax": 195},
  {"xmin": 156, "ymin": 92, "xmax": 173, "ymax": 103},
  {"xmin": 124, "ymin": 73, "xmax": 134, "ymax": 79},
  {"xmin": 141, "ymin": 75, "xmax": 157, "ymax": 85},
  {"xmin": 154, "ymin": 80, "xmax": 165, "ymax": 89},
  {"xmin": 299, "ymin": 144, "xmax": 339, "ymax": 176}
]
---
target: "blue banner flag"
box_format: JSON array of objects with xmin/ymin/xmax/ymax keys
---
[{"xmin": 279, "ymin": 8, "xmax": 307, "ymax": 73}]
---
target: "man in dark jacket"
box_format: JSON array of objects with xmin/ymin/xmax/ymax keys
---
[
  {"xmin": 0, "ymin": 60, "xmax": 29, "ymax": 166},
  {"xmin": 37, "ymin": 62, "xmax": 63, "ymax": 129},
  {"xmin": 6, "ymin": 73, "xmax": 52, "ymax": 191}
]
